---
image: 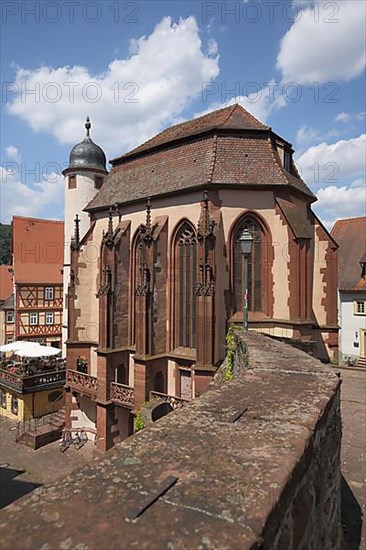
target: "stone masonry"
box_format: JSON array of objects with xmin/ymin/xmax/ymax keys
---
[{"xmin": 0, "ymin": 332, "xmax": 342, "ymax": 549}]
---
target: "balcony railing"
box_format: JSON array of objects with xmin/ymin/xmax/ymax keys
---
[
  {"xmin": 0, "ymin": 367, "xmax": 66, "ymax": 394},
  {"xmin": 149, "ymin": 391, "xmax": 189, "ymax": 410},
  {"xmin": 111, "ymin": 382, "xmax": 134, "ymax": 408},
  {"xmin": 66, "ymin": 369, "xmax": 98, "ymax": 398}
]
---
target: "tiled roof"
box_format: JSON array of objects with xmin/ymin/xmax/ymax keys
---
[
  {"xmin": 111, "ymin": 104, "xmax": 269, "ymax": 163},
  {"xmin": 12, "ymin": 216, "xmax": 64, "ymax": 284},
  {"xmin": 86, "ymin": 105, "xmax": 314, "ymax": 211},
  {"xmin": 0, "ymin": 265, "xmax": 13, "ymax": 301},
  {"xmin": 1, "ymin": 293, "xmax": 14, "ymax": 310},
  {"xmin": 275, "ymin": 197, "xmax": 312, "ymax": 239},
  {"xmin": 331, "ymin": 216, "xmax": 366, "ymax": 290},
  {"xmin": 354, "ymin": 278, "xmax": 366, "ymax": 290}
]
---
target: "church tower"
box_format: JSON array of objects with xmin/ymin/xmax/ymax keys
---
[{"xmin": 62, "ymin": 117, "xmax": 107, "ymax": 355}]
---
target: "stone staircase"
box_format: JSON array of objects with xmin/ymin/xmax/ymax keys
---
[
  {"xmin": 47, "ymin": 406, "xmax": 66, "ymax": 430},
  {"xmin": 356, "ymin": 356, "xmax": 366, "ymax": 369},
  {"xmin": 16, "ymin": 406, "xmax": 66, "ymax": 449}
]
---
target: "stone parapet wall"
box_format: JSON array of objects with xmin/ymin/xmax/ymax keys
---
[{"xmin": 0, "ymin": 332, "xmax": 342, "ymax": 550}]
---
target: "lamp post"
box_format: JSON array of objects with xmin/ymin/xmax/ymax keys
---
[{"xmin": 239, "ymin": 228, "xmax": 253, "ymax": 332}]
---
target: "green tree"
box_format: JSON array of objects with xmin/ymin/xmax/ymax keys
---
[{"xmin": 0, "ymin": 224, "xmax": 11, "ymax": 265}]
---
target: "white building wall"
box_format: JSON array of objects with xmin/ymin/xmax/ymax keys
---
[
  {"xmin": 339, "ymin": 291, "xmax": 366, "ymax": 361},
  {"xmin": 62, "ymin": 172, "xmax": 105, "ymax": 356}
]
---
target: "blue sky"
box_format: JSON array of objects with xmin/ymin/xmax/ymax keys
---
[{"xmin": 1, "ymin": 0, "xmax": 365, "ymax": 227}]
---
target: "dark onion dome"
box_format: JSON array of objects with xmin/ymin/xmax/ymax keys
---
[{"xmin": 68, "ymin": 116, "xmax": 106, "ymax": 171}]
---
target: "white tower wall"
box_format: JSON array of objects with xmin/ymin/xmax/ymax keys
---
[{"xmin": 62, "ymin": 171, "xmax": 105, "ymax": 356}]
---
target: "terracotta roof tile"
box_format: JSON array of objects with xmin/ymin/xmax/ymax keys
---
[
  {"xmin": 354, "ymin": 278, "xmax": 366, "ymax": 290},
  {"xmin": 111, "ymin": 104, "xmax": 269, "ymax": 163},
  {"xmin": 331, "ymin": 216, "xmax": 366, "ymax": 290},
  {"xmin": 0, "ymin": 265, "xmax": 13, "ymax": 301},
  {"xmin": 86, "ymin": 106, "xmax": 314, "ymax": 211},
  {"xmin": 12, "ymin": 216, "xmax": 64, "ymax": 284}
]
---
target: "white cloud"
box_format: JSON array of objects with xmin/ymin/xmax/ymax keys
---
[
  {"xmin": 0, "ymin": 163, "xmax": 64, "ymax": 223},
  {"xmin": 196, "ymin": 80, "xmax": 285, "ymax": 124},
  {"xmin": 335, "ymin": 111, "xmax": 366, "ymax": 123},
  {"xmin": 314, "ymin": 178, "xmax": 366, "ymax": 229},
  {"xmin": 207, "ymin": 38, "xmax": 218, "ymax": 56},
  {"xmin": 277, "ymin": 1, "xmax": 366, "ymax": 84},
  {"xmin": 6, "ymin": 17, "xmax": 219, "ymax": 156},
  {"xmin": 295, "ymin": 125, "xmax": 343, "ymax": 153},
  {"xmin": 296, "ymin": 125, "xmax": 321, "ymax": 147},
  {"xmin": 5, "ymin": 146, "xmax": 20, "ymax": 162},
  {"xmin": 295, "ymin": 134, "xmax": 366, "ymax": 186}
]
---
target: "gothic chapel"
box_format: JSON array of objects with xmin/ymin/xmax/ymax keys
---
[{"xmin": 63, "ymin": 105, "xmax": 338, "ymax": 451}]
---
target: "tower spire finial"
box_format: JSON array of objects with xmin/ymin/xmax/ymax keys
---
[{"xmin": 85, "ymin": 115, "xmax": 91, "ymax": 137}]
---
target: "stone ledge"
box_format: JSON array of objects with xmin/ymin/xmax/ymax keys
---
[{"xmin": 0, "ymin": 332, "xmax": 342, "ymax": 550}]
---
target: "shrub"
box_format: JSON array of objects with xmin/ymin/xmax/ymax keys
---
[
  {"xmin": 224, "ymin": 327, "xmax": 236, "ymax": 381},
  {"xmin": 134, "ymin": 410, "xmax": 145, "ymax": 432}
]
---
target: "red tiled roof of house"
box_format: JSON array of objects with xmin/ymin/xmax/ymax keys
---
[
  {"xmin": 0, "ymin": 265, "xmax": 13, "ymax": 301},
  {"xmin": 354, "ymin": 278, "xmax": 366, "ymax": 290},
  {"xmin": 12, "ymin": 216, "xmax": 64, "ymax": 284},
  {"xmin": 331, "ymin": 216, "xmax": 366, "ymax": 290},
  {"xmin": 86, "ymin": 105, "xmax": 314, "ymax": 211}
]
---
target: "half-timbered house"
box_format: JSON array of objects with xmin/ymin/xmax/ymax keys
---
[
  {"xmin": 0, "ymin": 265, "xmax": 14, "ymax": 345},
  {"xmin": 0, "ymin": 217, "xmax": 65, "ymax": 422}
]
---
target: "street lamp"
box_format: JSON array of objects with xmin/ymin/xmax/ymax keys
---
[{"xmin": 239, "ymin": 228, "xmax": 253, "ymax": 332}]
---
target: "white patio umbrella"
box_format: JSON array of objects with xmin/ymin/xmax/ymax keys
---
[
  {"xmin": 32, "ymin": 344, "xmax": 61, "ymax": 357},
  {"xmin": 0, "ymin": 341, "xmax": 61, "ymax": 357},
  {"xmin": 0, "ymin": 341, "xmax": 31, "ymax": 353},
  {"xmin": 13, "ymin": 342, "xmax": 61, "ymax": 358}
]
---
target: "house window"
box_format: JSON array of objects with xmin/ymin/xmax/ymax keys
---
[
  {"xmin": 29, "ymin": 312, "xmax": 38, "ymax": 325},
  {"xmin": 6, "ymin": 311, "xmax": 14, "ymax": 323},
  {"xmin": 233, "ymin": 216, "xmax": 264, "ymax": 313},
  {"xmin": 354, "ymin": 301, "xmax": 366, "ymax": 315},
  {"xmin": 46, "ymin": 312, "xmax": 54, "ymax": 325},
  {"xmin": 11, "ymin": 395, "xmax": 18, "ymax": 415},
  {"xmin": 44, "ymin": 287, "xmax": 54, "ymax": 300},
  {"xmin": 1, "ymin": 390, "xmax": 6, "ymax": 409},
  {"xmin": 175, "ymin": 222, "xmax": 197, "ymax": 349}
]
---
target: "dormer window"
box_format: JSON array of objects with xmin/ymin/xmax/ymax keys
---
[
  {"xmin": 274, "ymin": 140, "xmax": 292, "ymax": 174},
  {"xmin": 284, "ymin": 150, "xmax": 292, "ymax": 173}
]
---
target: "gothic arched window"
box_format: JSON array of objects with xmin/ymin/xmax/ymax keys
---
[
  {"xmin": 174, "ymin": 222, "xmax": 197, "ymax": 349},
  {"xmin": 233, "ymin": 216, "xmax": 264, "ymax": 313}
]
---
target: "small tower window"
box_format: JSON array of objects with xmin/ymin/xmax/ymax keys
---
[
  {"xmin": 94, "ymin": 176, "xmax": 103, "ymax": 189},
  {"xmin": 68, "ymin": 175, "xmax": 76, "ymax": 189}
]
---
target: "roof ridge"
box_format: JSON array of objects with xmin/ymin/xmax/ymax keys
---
[
  {"xmin": 12, "ymin": 215, "xmax": 64, "ymax": 224},
  {"xmin": 331, "ymin": 216, "xmax": 366, "ymax": 233},
  {"xmin": 235, "ymin": 103, "xmax": 269, "ymax": 129},
  {"xmin": 218, "ymin": 103, "xmax": 238, "ymax": 128},
  {"xmin": 111, "ymin": 104, "xmax": 270, "ymax": 164}
]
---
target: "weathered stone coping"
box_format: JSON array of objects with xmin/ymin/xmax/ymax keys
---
[{"xmin": 0, "ymin": 332, "xmax": 341, "ymax": 549}]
